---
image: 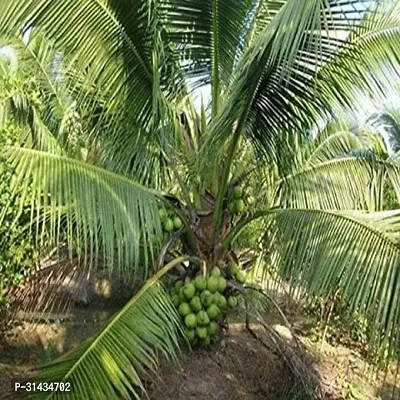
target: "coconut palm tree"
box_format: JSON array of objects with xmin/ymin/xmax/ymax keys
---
[{"xmin": 2, "ymin": 0, "xmax": 400, "ymax": 398}]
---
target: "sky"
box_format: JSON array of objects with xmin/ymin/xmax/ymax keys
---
[{"xmin": 0, "ymin": 46, "xmax": 13, "ymax": 61}]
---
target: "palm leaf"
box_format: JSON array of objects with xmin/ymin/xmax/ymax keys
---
[
  {"xmin": 25, "ymin": 109, "xmax": 65, "ymax": 155},
  {"xmin": 0, "ymin": 87, "xmax": 64, "ymax": 155},
  {"xmin": 202, "ymin": 1, "xmax": 400, "ymax": 167},
  {"xmin": 263, "ymin": 208, "xmax": 400, "ymax": 359},
  {"xmin": 244, "ymin": 0, "xmax": 286, "ymax": 48},
  {"xmin": 159, "ymin": 0, "xmax": 254, "ymax": 115},
  {"xmin": 305, "ymin": 131, "xmax": 363, "ymax": 167},
  {"xmin": 369, "ymin": 110, "xmax": 400, "ymax": 153},
  {"xmin": 0, "ymin": 35, "xmax": 66, "ymax": 154},
  {"xmin": 3, "ymin": 147, "xmax": 164, "ymax": 280},
  {"xmin": 0, "ymin": 0, "xmax": 187, "ymax": 146},
  {"xmin": 207, "ymin": 1, "xmax": 400, "ymax": 230},
  {"xmin": 29, "ymin": 257, "xmax": 188, "ymax": 400},
  {"xmin": 277, "ymin": 156, "xmax": 385, "ymax": 211},
  {"xmin": 5, "ymin": 257, "xmax": 90, "ymax": 317},
  {"xmin": 12, "ymin": 33, "xmax": 67, "ymax": 119},
  {"xmin": 0, "ymin": 0, "xmax": 152, "ymax": 112},
  {"xmin": 383, "ymin": 160, "xmax": 400, "ymax": 206}
]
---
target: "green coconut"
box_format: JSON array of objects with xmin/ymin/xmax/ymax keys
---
[
  {"xmin": 234, "ymin": 199, "xmax": 245, "ymax": 213},
  {"xmin": 200, "ymin": 290, "xmax": 213, "ymax": 307},
  {"xmin": 217, "ymin": 276, "xmax": 227, "ymax": 293},
  {"xmin": 208, "ymin": 321, "xmax": 218, "ymax": 336},
  {"xmin": 190, "ymin": 296, "xmax": 202, "ymax": 312},
  {"xmin": 163, "ymin": 218, "xmax": 174, "ymax": 232},
  {"xmin": 207, "ymin": 276, "xmax": 219, "ymax": 293},
  {"xmin": 228, "ymin": 263, "xmax": 239, "ymax": 276},
  {"xmin": 200, "ymin": 335, "xmax": 211, "ymax": 347},
  {"xmin": 210, "ymin": 266, "xmax": 221, "ymax": 277},
  {"xmin": 196, "ymin": 326, "xmax": 208, "ymax": 340},
  {"xmin": 183, "ymin": 283, "xmax": 196, "ymax": 300},
  {"xmin": 218, "ymin": 295, "xmax": 227, "ymax": 310},
  {"xmin": 173, "ymin": 216, "xmax": 183, "ymax": 230},
  {"xmin": 196, "ymin": 310, "xmax": 210, "ymax": 327},
  {"xmin": 158, "ymin": 208, "xmax": 168, "ymax": 220},
  {"xmin": 175, "ymin": 280, "xmax": 184, "ymax": 290},
  {"xmin": 184, "ymin": 328, "xmax": 196, "ymax": 342},
  {"xmin": 233, "ymin": 186, "xmax": 243, "ymax": 199},
  {"xmin": 179, "ymin": 287, "xmax": 186, "ymax": 301},
  {"xmin": 206, "ymin": 304, "xmax": 220, "ymax": 320},
  {"xmin": 235, "ymin": 270, "xmax": 246, "ymax": 284},
  {"xmin": 172, "ymin": 294, "xmax": 180, "ymax": 308},
  {"xmin": 212, "ymin": 292, "xmax": 221, "ymax": 304},
  {"xmin": 194, "ymin": 275, "xmax": 207, "ymax": 291},
  {"xmin": 178, "ymin": 302, "xmax": 191, "ymax": 317},
  {"xmin": 184, "ymin": 313, "xmax": 197, "ymax": 329},
  {"xmin": 228, "ymin": 296, "xmax": 238, "ymax": 308}
]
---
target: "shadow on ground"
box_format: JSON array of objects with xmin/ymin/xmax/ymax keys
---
[
  {"xmin": 1, "ymin": 294, "xmax": 399, "ymax": 400},
  {"xmin": 376, "ymin": 381, "xmax": 400, "ymax": 400},
  {"xmin": 0, "ymin": 306, "xmax": 319, "ymax": 399},
  {"xmin": 147, "ymin": 325, "xmax": 313, "ymax": 400}
]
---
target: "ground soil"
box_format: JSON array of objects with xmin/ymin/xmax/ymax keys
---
[
  {"xmin": 0, "ymin": 303, "xmax": 399, "ymax": 399},
  {"xmin": 147, "ymin": 325, "xmax": 301, "ymax": 400}
]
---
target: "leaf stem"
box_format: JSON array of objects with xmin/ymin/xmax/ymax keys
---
[
  {"xmin": 212, "ymin": 124, "xmax": 243, "ymax": 250},
  {"xmin": 211, "ymin": 0, "xmax": 220, "ymax": 119},
  {"xmin": 49, "ymin": 255, "xmax": 191, "ymax": 389},
  {"xmin": 221, "ymin": 210, "xmax": 272, "ymax": 254}
]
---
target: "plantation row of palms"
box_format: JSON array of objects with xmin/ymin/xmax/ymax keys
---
[{"xmin": 1, "ymin": 0, "xmax": 400, "ymax": 398}]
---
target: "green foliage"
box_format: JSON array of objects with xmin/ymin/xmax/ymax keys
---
[
  {"xmin": 383, "ymin": 180, "xmax": 399, "ymax": 210},
  {"xmin": 260, "ymin": 208, "xmax": 400, "ymax": 359},
  {"xmin": 306, "ymin": 293, "xmax": 400, "ymax": 369},
  {"xmin": 234, "ymin": 217, "xmax": 264, "ymax": 251},
  {"xmin": 306, "ymin": 297, "xmax": 370, "ymax": 351},
  {"xmin": 31, "ymin": 259, "xmax": 187, "ymax": 400},
  {"xmin": 2, "ymin": 0, "xmax": 400, "ymax": 394},
  {"xmin": 5, "ymin": 147, "xmax": 164, "ymax": 280},
  {"xmin": 0, "ymin": 123, "xmax": 37, "ymax": 312}
]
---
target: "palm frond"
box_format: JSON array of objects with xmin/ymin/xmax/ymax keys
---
[
  {"xmin": 278, "ymin": 156, "xmax": 385, "ymax": 211},
  {"xmin": 159, "ymin": 0, "xmax": 254, "ymax": 113},
  {"xmin": 261, "ymin": 207, "xmax": 400, "ymax": 360},
  {"xmin": 24, "ymin": 109, "xmax": 65, "ymax": 155},
  {"xmin": 0, "ymin": 0, "xmax": 151, "ymax": 112},
  {"xmin": 0, "ymin": 35, "xmax": 66, "ymax": 154},
  {"xmin": 244, "ymin": 0, "xmax": 286, "ymax": 48},
  {"xmin": 369, "ymin": 110, "xmax": 400, "ymax": 153},
  {"xmin": 3, "ymin": 147, "xmax": 164, "ymax": 280},
  {"xmin": 356, "ymin": 127, "xmax": 390, "ymax": 159},
  {"xmin": 305, "ymin": 131, "xmax": 363, "ymax": 167},
  {"xmin": 383, "ymin": 160, "xmax": 400, "ymax": 206},
  {"xmin": 5, "ymin": 257, "xmax": 90, "ymax": 317},
  {"xmin": 13, "ymin": 33, "xmax": 67, "ymax": 119},
  {"xmin": 346, "ymin": 209, "xmax": 400, "ymax": 244},
  {"xmin": 202, "ymin": 1, "xmax": 400, "ymax": 168},
  {"xmin": 0, "ymin": 88, "xmax": 64, "ymax": 155},
  {"xmin": 0, "ymin": 0, "xmax": 187, "ymax": 148},
  {"xmin": 98, "ymin": 122, "xmax": 171, "ymax": 187},
  {"xmin": 30, "ymin": 257, "xmax": 187, "ymax": 400}
]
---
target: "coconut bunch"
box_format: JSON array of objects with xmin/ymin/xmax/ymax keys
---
[
  {"xmin": 227, "ymin": 186, "xmax": 254, "ymax": 215},
  {"xmin": 158, "ymin": 208, "xmax": 183, "ymax": 233},
  {"xmin": 169, "ymin": 263, "xmax": 246, "ymax": 347}
]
